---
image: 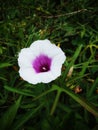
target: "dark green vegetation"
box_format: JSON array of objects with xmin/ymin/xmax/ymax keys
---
[{"xmin": 0, "ymin": 0, "xmax": 98, "ymax": 130}]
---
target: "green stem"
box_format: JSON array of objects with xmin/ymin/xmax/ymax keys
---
[
  {"xmin": 50, "ymin": 90, "xmax": 61, "ymax": 115},
  {"xmin": 33, "ymin": 84, "xmax": 98, "ymax": 117},
  {"xmin": 53, "ymin": 85, "xmax": 98, "ymax": 117},
  {"xmin": 32, "ymin": 86, "xmax": 57, "ymax": 101}
]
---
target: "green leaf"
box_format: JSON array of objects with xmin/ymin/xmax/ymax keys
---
[
  {"xmin": 62, "ymin": 44, "xmax": 83, "ymax": 81},
  {"xmin": 75, "ymin": 121, "xmax": 90, "ymax": 130},
  {"xmin": 41, "ymin": 118, "xmax": 52, "ymax": 130},
  {"xmin": 4, "ymin": 85, "xmax": 35, "ymax": 97},
  {"xmin": 52, "ymin": 85, "xmax": 98, "ymax": 117},
  {"xmin": 0, "ymin": 62, "xmax": 12, "ymax": 68},
  {"xmin": 11, "ymin": 104, "xmax": 43, "ymax": 130},
  {"xmin": 79, "ymin": 55, "xmax": 93, "ymax": 76},
  {"xmin": 87, "ymin": 77, "xmax": 98, "ymax": 98},
  {"xmin": 0, "ymin": 96, "xmax": 22, "ymax": 130}
]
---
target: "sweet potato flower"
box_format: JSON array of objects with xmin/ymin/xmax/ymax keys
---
[{"xmin": 18, "ymin": 39, "xmax": 66, "ymax": 84}]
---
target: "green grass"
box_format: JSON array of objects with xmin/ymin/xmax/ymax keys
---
[{"xmin": 0, "ymin": 0, "xmax": 98, "ymax": 130}]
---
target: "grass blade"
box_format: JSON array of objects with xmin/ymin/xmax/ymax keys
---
[
  {"xmin": 0, "ymin": 62, "xmax": 12, "ymax": 68},
  {"xmin": 87, "ymin": 77, "xmax": 98, "ymax": 98},
  {"xmin": 63, "ymin": 44, "xmax": 83, "ymax": 81},
  {"xmin": 0, "ymin": 96, "xmax": 22, "ymax": 130},
  {"xmin": 53, "ymin": 85, "xmax": 98, "ymax": 117},
  {"xmin": 4, "ymin": 85, "xmax": 35, "ymax": 97},
  {"xmin": 11, "ymin": 104, "xmax": 43, "ymax": 130}
]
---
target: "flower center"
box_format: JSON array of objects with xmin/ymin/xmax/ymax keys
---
[{"xmin": 32, "ymin": 54, "xmax": 52, "ymax": 73}]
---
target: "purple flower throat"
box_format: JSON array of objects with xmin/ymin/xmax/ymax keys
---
[{"xmin": 32, "ymin": 54, "xmax": 52, "ymax": 73}]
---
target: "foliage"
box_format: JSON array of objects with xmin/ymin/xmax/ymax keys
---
[{"xmin": 0, "ymin": 0, "xmax": 98, "ymax": 130}]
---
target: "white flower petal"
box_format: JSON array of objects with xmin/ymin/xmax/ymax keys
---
[
  {"xmin": 18, "ymin": 48, "xmax": 34, "ymax": 68},
  {"xmin": 30, "ymin": 39, "xmax": 64, "ymax": 58},
  {"xmin": 19, "ymin": 68, "xmax": 39, "ymax": 84},
  {"xmin": 19, "ymin": 68, "xmax": 55, "ymax": 84}
]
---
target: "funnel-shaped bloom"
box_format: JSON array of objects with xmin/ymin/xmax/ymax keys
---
[{"xmin": 18, "ymin": 39, "xmax": 66, "ymax": 84}]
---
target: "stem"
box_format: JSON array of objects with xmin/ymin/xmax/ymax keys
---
[
  {"xmin": 53, "ymin": 85, "xmax": 98, "ymax": 117},
  {"xmin": 50, "ymin": 90, "xmax": 61, "ymax": 115},
  {"xmin": 32, "ymin": 87, "xmax": 57, "ymax": 101}
]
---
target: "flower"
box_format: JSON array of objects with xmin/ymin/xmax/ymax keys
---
[{"xmin": 18, "ymin": 39, "xmax": 66, "ymax": 84}]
